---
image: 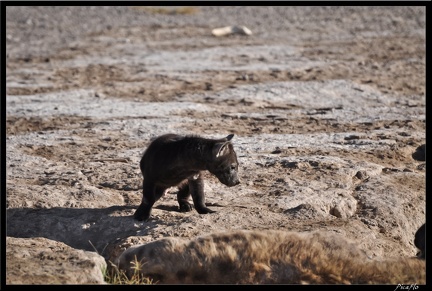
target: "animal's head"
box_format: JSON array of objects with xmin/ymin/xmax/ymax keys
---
[{"xmin": 207, "ymin": 134, "xmax": 240, "ymax": 187}]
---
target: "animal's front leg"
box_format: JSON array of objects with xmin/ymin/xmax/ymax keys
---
[{"xmin": 188, "ymin": 174, "xmax": 215, "ymax": 214}]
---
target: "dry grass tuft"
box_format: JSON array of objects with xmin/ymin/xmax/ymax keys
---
[{"xmin": 103, "ymin": 258, "xmax": 154, "ymax": 285}]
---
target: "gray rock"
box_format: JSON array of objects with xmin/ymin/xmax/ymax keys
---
[{"xmin": 6, "ymin": 237, "xmax": 107, "ymax": 284}]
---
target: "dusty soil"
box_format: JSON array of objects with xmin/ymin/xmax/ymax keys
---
[{"xmin": 5, "ymin": 6, "xmax": 426, "ymax": 284}]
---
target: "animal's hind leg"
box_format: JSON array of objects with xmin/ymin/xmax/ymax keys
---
[
  {"xmin": 177, "ymin": 181, "xmax": 193, "ymax": 212},
  {"xmin": 134, "ymin": 181, "xmax": 166, "ymax": 221}
]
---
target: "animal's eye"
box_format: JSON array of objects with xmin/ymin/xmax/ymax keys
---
[{"xmin": 231, "ymin": 164, "xmax": 236, "ymax": 170}]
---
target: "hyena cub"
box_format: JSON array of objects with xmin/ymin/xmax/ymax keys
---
[{"xmin": 134, "ymin": 133, "xmax": 240, "ymax": 221}]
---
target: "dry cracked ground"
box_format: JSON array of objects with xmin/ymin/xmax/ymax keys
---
[{"xmin": 4, "ymin": 6, "xmax": 426, "ymax": 285}]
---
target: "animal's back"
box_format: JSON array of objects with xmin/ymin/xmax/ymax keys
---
[{"xmin": 140, "ymin": 134, "xmax": 184, "ymax": 172}]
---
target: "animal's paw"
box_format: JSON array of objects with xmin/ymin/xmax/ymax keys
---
[
  {"xmin": 196, "ymin": 207, "xmax": 216, "ymax": 214},
  {"xmin": 179, "ymin": 202, "xmax": 194, "ymax": 212},
  {"xmin": 133, "ymin": 208, "xmax": 150, "ymax": 221}
]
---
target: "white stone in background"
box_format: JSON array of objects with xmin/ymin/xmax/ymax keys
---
[{"xmin": 212, "ymin": 25, "xmax": 252, "ymax": 36}]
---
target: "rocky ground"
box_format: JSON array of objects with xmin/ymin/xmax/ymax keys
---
[{"xmin": 5, "ymin": 6, "xmax": 426, "ymax": 285}]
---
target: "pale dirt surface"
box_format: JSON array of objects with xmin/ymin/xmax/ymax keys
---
[{"xmin": 5, "ymin": 6, "xmax": 426, "ymax": 284}]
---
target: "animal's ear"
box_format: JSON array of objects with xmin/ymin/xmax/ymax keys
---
[
  {"xmin": 213, "ymin": 141, "xmax": 231, "ymax": 158},
  {"xmin": 225, "ymin": 134, "xmax": 234, "ymax": 141}
]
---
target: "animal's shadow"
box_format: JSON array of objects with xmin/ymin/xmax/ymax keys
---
[{"xmin": 6, "ymin": 205, "xmax": 176, "ymax": 256}]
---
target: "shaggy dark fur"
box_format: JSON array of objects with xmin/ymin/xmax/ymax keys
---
[
  {"xmin": 414, "ymin": 223, "xmax": 425, "ymax": 259},
  {"xmin": 134, "ymin": 134, "xmax": 240, "ymax": 221}
]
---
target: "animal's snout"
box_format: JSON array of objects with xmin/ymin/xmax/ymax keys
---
[
  {"xmin": 218, "ymin": 175, "xmax": 240, "ymax": 187},
  {"xmin": 228, "ymin": 177, "xmax": 241, "ymax": 187},
  {"xmin": 214, "ymin": 169, "xmax": 241, "ymax": 187}
]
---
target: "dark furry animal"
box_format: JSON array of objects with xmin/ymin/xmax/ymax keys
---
[
  {"xmin": 414, "ymin": 223, "xmax": 425, "ymax": 259},
  {"xmin": 134, "ymin": 134, "xmax": 240, "ymax": 221}
]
